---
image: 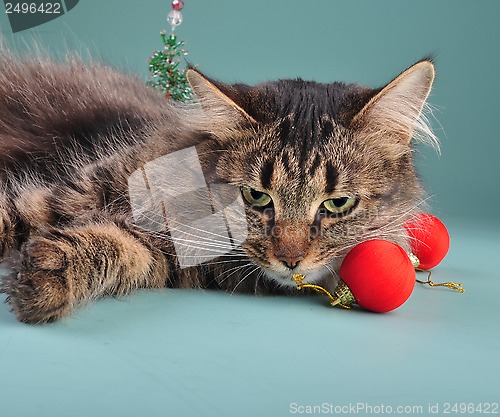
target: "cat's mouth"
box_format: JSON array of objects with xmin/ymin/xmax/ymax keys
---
[{"xmin": 262, "ymin": 265, "xmax": 338, "ymax": 289}]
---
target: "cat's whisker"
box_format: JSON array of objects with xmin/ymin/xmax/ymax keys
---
[
  {"xmin": 217, "ymin": 262, "xmax": 250, "ymax": 282},
  {"xmin": 354, "ymin": 197, "xmax": 436, "ymax": 248},
  {"xmin": 217, "ymin": 262, "xmax": 254, "ymax": 287},
  {"xmin": 253, "ymin": 269, "xmax": 266, "ymax": 294},
  {"xmin": 365, "ymin": 196, "xmax": 434, "ymax": 232},
  {"xmin": 323, "ymin": 262, "xmax": 339, "ymax": 280},
  {"xmin": 157, "ymin": 240, "xmax": 235, "ymax": 256},
  {"xmin": 166, "ymin": 217, "xmax": 245, "ymax": 243},
  {"xmin": 129, "ymin": 203, "xmax": 246, "ymax": 244},
  {"xmin": 132, "ymin": 213, "xmax": 245, "ymax": 253},
  {"xmin": 230, "ymin": 264, "xmax": 261, "ymax": 295},
  {"xmin": 152, "ymin": 246, "xmax": 245, "ymax": 261},
  {"xmin": 163, "ymin": 234, "xmax": 237, "ymax": 252},
  {"xmin": 170, "ymin": 234, "xmax": 246, "ymax": 252},
  {"xmin": 207, "ymin": 257, "xmax": 249, "ymax": 267},
  {"xmin": 133, "ymin": 212, "xmax": 235, "ymax": 243},
  {"xmin": 363, "ymin": 228, "xmax": 409, "ymax": 239}
]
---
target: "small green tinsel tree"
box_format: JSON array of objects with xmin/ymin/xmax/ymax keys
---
[{"xmin": 148, "ymin": 30, "xmax": 192, "ymax": 102}]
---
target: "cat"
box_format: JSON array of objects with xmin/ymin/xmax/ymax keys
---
[{"xmin": 0, "ymin": 50, "xmax": 438, "ymax": 323}]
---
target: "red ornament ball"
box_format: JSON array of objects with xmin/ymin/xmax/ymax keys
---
[
  {"xmin": 171, "ymin": 0, "xmax": 184, "ymax": 11},
  {"xmin": 339, "ymin": 240, "xmax": 416, "ymax": 313},
  {"xmin": 404, "ymin": 213, "xmax": 450, "ymax": 270}
]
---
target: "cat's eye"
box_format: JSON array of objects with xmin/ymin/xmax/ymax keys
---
[
  {"xmin": 241, "ymin": 187, "xmax": 272, "ymax": 207},
  {"xmin": 323, "ymin": 196, "xmax": 357, "ymax": 215}
]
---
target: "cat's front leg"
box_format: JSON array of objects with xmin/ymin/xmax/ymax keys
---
[
  {"xmin": 3, "ymin": 219, "xmax": 170, "ymax": 323},
  {"xmin": 0, "ymin": 186, "xmax": 54, "ymax": 258},
  {"xmin": 0, "ymin": 191, "xmax": 18, "ymax": 257}
]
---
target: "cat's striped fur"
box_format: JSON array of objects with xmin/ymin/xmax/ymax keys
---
[{"xmin": 0, "ymin": 52, "xmax": 436, "ymax": 323}]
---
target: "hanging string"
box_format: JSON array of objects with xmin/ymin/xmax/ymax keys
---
[
  {"xmin": 416, "ymin": 269, "xmax": 464, "ymax": 293},
  {"xmin": 148, "ymin": 0, "xmax": 192, "ymax": 101}
]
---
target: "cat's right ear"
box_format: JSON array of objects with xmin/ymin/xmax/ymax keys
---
[
  {"xmin": 186, "ymin": 69, "xmax": 256, "ymax": 137},
  {"xmin": 351, "ymin": 60, "xmax": 437, "ymax": 151}
]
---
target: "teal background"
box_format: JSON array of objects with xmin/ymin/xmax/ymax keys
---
[{"xmin": 1, "ymin": 1, "xmax": 499, "ymax": 417}]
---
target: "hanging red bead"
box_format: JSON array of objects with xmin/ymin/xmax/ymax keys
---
[{"xmin": 171, "ymin": 0, "xmax": 184, "ymax": 11}]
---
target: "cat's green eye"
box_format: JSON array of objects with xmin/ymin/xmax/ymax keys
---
[
  {"xmin": 323, "ymin": 196, "xmax": 357, "ymax": 215},
  {"xmin": 241, "ymin": 187, "xmax": 272, "ymax": 207}
]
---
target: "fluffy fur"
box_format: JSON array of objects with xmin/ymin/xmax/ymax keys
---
[{"xmin": 0, "ymin": 51, "xmax": 437, "ymax": 323}]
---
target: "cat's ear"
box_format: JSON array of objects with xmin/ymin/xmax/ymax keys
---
[
  {"xmin": 351, "ymin": 60, "xmax": 436, "ymax": 148},
  {"xmin": 186, "ymin": 69, "xmax": 256, "ymax": 136}
]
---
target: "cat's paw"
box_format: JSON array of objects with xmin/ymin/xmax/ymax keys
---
[{"xmin": 3, "ymin": 235, "xmax": 75, "ymax": 324}]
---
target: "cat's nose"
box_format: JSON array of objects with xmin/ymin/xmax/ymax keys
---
[{"xmin": 276, "ymin": 254, "xmax": 305, "ymax": 270}]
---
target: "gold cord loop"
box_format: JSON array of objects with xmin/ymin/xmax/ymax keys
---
[
  {"xmin": 293, "ymin": 274, "xmax": 353, "ymax": 309},
  {"xmin": 416, "ymin": 269, "xmax": 465, "ymax": 293}
]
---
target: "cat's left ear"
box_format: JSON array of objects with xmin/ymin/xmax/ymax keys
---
[
  {"xmin": 351, "ymin": 60, "xmax": 436, "ymax": 147},
  {"xmin": 186, "ymin": 69, "xmax": 256, "ymax": 136}
]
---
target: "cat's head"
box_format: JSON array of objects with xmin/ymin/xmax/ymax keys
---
[{"xmin": 186, "ymin": 61, "xmax": 436, "ymax": 287}]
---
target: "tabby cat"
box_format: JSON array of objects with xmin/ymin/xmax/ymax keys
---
[{"xmin": 0, "ymin": 51, "xmax": 437, "ymax": 323}]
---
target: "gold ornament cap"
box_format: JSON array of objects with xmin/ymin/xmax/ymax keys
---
[{"xmin": 331, "ymin": 279, "xmax": 357, "ymax": 309}]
